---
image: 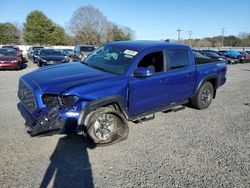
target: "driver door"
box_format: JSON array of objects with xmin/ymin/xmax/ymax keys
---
[{"xmin": 129, "ymin": 50, "xmax": 169, "ymax": 116}]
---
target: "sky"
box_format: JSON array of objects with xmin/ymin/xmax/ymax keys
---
[{"xmin": 0, "ymin": 0, "xmax": 250, "ymax": 40}]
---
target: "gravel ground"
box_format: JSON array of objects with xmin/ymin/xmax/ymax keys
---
[{"xmin": 0, "ymin": 62, "xmax": 250, "ymax": 188}]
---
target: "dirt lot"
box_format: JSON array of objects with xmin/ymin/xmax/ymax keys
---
[{"xmin": 0, "ymin": 62, "xmax": 250, "ymax": 188}]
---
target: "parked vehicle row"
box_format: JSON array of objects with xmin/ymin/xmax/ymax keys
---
[
  {"xmin": 193, "ymin": 49, "xmax": 250, "ymax": 64},
  {"xmin": 27, "ymin": 45, "xmax": 96, "ymax": 67}
]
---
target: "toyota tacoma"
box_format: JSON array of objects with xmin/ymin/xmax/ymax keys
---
[{"xmin": 17, "ymin": 41, "xmax": 227, "ymax": 145}]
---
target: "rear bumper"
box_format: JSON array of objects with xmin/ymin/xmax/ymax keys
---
[
  {"xmin": 17, "ymin": 102, "xmax": 80, "ymax": 136},
  {"xmin": 0, "ymin": 63, "xmax": 19, "ymax": 69}
]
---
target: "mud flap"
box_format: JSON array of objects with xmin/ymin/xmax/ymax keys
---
[{"xmin": 30, "ymin": 107, "xmax": 65, "ymax": 137}]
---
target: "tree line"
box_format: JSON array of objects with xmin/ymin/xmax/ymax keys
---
[
  {"xmin": 0, "ymin": 5, "xmax": 250, "ymax": 47},
  {"xmin": 183, "ymin": 34, "xmax": 250, "ymax": 48},
  {"xmin": 0, "ymin": 5, "xmax": 134, "ymax": 46}
]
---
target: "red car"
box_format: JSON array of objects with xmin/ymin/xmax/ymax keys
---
[
  {"xmin": 0, "ymin": 48, "xmax": 22, "ymax": 70},
  {"xmin": 2, "ymin": 45, "xmax": 23, "ymax": 60},
  {"xmin": 240, "ymin": 51, "xmax": 250, "ymax": 63}
]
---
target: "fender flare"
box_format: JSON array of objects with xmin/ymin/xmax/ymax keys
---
[
  {"xmin": 194, "ymin": 75, "xmax": 218, "ymax": 99},
  {"xmin": 77, "ymin": 95, "xmax": 128, "ymax": 128}
]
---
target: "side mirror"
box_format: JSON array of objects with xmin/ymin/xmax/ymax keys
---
[{"xmin": 134, "ymin": 67, "xmax": 153, "ymax": 78}]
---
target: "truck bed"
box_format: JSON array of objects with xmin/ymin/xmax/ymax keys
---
[{"xmin": 195, "ymin": 57, "xmax": 223, "ymax": 65}]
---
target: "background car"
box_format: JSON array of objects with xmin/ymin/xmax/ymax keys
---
[
  {"xmin": 218, "ymin": 50, "xmax": 239, "ymax": 64},
  {"xmin": 60, "ymin": 49, "xmax": 80, "ymax": 62},
  {"xmin": 27, "ymin": 46, "xmax": 44, "ymax": 60},
  {"xmin": 192, "ymin": 50, "xmax": 208, "ymax": 58},
  {"xmin": 240, "ymin": 51, "xmax": 250, "ymax": 63},
  {"xmin": 73, "ymin": 45, "xmax": 95, "ymax": 60},
  {"xmin": 37, "ymin": 49, "xmax": 69, "ymax": 67},
  {"xmin": 225, "ymin": 50, "xmax": 246, "ymax": 63},
  {"xmin": 199, "ymin": 51, "xmax": 226, "ymax": 61},
  {"xmin": 2, "ymin": 45, "xmax": 23, "ymax": 60},
  {"xmin": 0, "ymin": 48, "xmax": 22, "ymax": 70},
  {"xmin": 32, "ymin": 48, "xmax": 44, "ymax": 63}
]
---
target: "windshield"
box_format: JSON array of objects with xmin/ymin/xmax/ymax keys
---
[
  {"xmin": 84, "ymin": 45, "xmax": 137, "ymax": 75},
  {"xmin": 40, "ymin": 50, "xmax": 62, "ymax": 56},
  {"xmin": 0, "ymin": 49, "xmax": 17, "ymax": 57},
  {"xmin": 208, "ymin": 52, "xmax": 220, "ymax": 57},
  {"xmin": 61, "ymin": 49, "xmax": 73, "ymax": 55}
]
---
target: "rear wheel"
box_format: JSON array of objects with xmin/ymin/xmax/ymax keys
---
[
  {"xmin": 86, "ymin": 107, "xmax": 129, "ymax": 146},
  {"xmin": 191, "ymin": 82, "xmax": 214, "ymax": 110}
]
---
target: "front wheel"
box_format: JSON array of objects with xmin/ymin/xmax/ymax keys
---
[
  {"xmin": 86, "ymin": 107, "xmax": 129, "ymax": 146},
  {"xmin": 191, "ymin": 82, "xmax": 214, "ymax": 110}
]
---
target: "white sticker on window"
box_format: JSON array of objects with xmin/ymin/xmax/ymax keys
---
[{"xmin": 124, "ymin": 49, "xmax": 138, "ymax": 56}]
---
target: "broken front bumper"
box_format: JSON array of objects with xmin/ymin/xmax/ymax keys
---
[{"xmin": 17, "ymin": 102, "xmax": 81, "ymax": 136}]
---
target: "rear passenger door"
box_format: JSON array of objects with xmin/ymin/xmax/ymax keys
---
[{"xmin": 164, "ymin": 49, "xmax": 196, "ymax": 103}]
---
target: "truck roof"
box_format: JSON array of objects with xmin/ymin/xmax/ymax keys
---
[{"xmin": 108, "ymin": 40, "xmax": 189, "ymax": 51}]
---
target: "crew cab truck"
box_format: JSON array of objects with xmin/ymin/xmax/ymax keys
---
[{"xmin": 17, "ymin": 41, "xmax": 227, "ymax": 145}]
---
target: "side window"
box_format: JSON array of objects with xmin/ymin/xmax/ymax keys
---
[
  {"xmin": 137, "ymin": 51, "xmax": 164, "ymax": 73},
  {"xmin": 166, "ymin": 49, "xmax": 190, "ymax": 70}
]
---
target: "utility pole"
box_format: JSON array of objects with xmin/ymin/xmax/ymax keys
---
[
  {"xmin": 221, "ymin": 28, "xmax": 225, "ymax": 47},
  {"xmin": 188, "ymin": 31, "xmax": 192, "ymax": 46},
  {"xmin": 177, "ymin": 29, "xmax": 182, "ymax": 43},
  {"xmin": 188, "ymin": 31, "xmax": 192, "ymax": 39}
]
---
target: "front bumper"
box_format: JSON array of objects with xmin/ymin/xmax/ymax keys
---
[
  {"xmin": 17, "ymin": 102, "xmax": 81, "ymax": 136},
  {"xmin": 0, "ymin": 62, "xmax": 19, "ymax": 69}
]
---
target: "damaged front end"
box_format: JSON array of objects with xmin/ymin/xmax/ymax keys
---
[
  {"xmin": 30, "ymin": 106, "xmax": 65, "ymax": 136},
  {"xmin": 18, "ymin": 90, "xmax": 84, "ymax": 137}
]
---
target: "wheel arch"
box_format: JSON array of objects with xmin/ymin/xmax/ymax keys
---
[
  {"xmin": 78, "ymin": 95, "xmax": 128, "ymax": 128},
  {"xmin": 196, "ymin": 75, "xmax": 218, "ymax": 99}
]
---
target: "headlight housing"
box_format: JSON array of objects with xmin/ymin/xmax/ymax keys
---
[
  {"xmin": 42, "ymin": 94, "xmax": 80, "ymax": 108},
  {"xmin": 10, "ymin": 60, "xmax": 18, "ymax": 63},
  {"xmin": 42, "ymin": 94, "xmax": 59, "ymax": 108},
  {"xmin": 59, "ymin": 95, "xmax": 80, "ymax": 107}
]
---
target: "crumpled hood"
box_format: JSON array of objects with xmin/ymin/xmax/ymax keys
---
[{"xmin": 23, "ymin": 62, "xmax": 116, "ymax": 94}]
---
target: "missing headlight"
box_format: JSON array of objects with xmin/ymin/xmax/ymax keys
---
[
  {"xmin": 42, "ymin": 94, "xmax": 59, "ymax": 108},
  {"xmin": 59, "ymin": 95, "xmax": 80, "ymax": 107}
]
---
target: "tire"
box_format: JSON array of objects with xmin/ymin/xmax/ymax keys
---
[
  {"xmin": 86, "ymin": 107, "xmax": 129, "ymax": 146},
  {"xmin": 16, "ymin": 63, "xmax": 21, "ymax": 70},
  {"xmin": 191, "ymin": 82, "xmax": 214, "ymax": 110},
  {"xmin": 37, "ymin": 62, "xmax": 42, "ymax": 67}
]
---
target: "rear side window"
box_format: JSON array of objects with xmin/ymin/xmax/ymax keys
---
[{"xmin": 166, "ymin": 49, "xmax": 190, "ymax": 70}]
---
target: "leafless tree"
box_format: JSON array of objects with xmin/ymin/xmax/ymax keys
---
[{"xmin": 68, "ymin": 5, "xmax": 109, "ymax": 45}]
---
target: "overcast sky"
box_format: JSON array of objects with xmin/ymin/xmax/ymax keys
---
[{"xmin": 1, "ymin": 0, "xmax": 250, "ymax": 40}]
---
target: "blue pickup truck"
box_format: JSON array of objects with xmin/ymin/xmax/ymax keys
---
[{"xmin": 17, "ymin": 41, "xmax": 227, "ymax": 145}]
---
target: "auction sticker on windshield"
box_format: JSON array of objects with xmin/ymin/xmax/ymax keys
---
[{"xmin": 124, "ymin": 49, "xmax": 138, "ymax": 56}]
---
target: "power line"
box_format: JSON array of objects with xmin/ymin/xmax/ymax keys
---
[{"xmin": 176, "ymin": 29, "xmax": 182, "ymax": 43}]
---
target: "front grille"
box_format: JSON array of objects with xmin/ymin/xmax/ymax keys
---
[{"xmin": 18, "ymin": 81, "xmax": 36, "ymax": 112}]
